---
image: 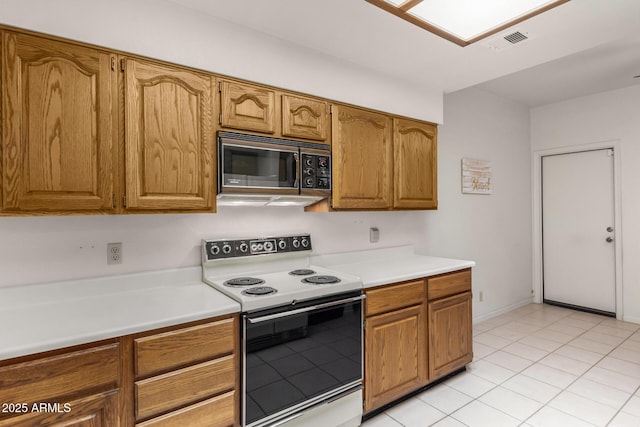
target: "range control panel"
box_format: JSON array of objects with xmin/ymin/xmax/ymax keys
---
[
  {"xmin": 301, "ymin": 153, "xmax": 331, "ymax": 191},
  {"xmin": 203, "ymin": 234, "xmax": 312, "ymax": 261}
]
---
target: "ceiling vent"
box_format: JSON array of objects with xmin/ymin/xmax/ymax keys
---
[
  {"xmin": 504, "ymin": 31, "xmax": 529, "ymax": 44},
  {"xmin": 480, "ymin": 29, "xmax": 535, "ymax": 52}
]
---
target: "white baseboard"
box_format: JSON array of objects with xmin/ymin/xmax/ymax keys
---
[
  {"xmin": 622, "ymin": 315, "xmax": 640, "ymax": 325},
  {"xmin": 472, "ymin": 297, "xmax": 534, "ymax": 324}
]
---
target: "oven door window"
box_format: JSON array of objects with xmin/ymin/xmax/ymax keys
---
[
  {"xmin": 244, "ymin": 299, "xmax": 362, "ymax": 426},
  {"xmin": 222, "ymin": 143, "xmax": 297, "ymax": 189}
]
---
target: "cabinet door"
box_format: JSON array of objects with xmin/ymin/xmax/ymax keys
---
[
  {"xmin": 428, "ymin": 292, "xmax": 473, "ymax": 380},
  {"xmin": 1, "ymin": 32, "xmax": 117, "ymax": 212},
  {"xmin": 124, "ymin": 58, "xmax": 215, "ymax": 211},
  {"xmin": 332, "ymin": 105, "xmax": 392, "ymax": 209},
  {"xmin": 281, "ymin": 94, "xmax": 328, "ymax": 141},
  {"xmin": 0, "ymin": 391, "xmax": 119, "ymax": 427},
  {"xmin": 219, "ymin": 80, "xmax": 275, "ymax": 134},
  {"xmin": 393, "ymin": 118, "xmax": 437, "ymax": 209},
  {"xmin": 364, "ymin": 304, "xmax": 427, "ymax": 413}
]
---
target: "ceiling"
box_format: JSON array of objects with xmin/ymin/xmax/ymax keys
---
[{"xmin": 167, "ymin": 0, "xmax": 640, "ymax": 106}]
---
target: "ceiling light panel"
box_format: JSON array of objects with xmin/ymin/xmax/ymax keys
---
[{"xmin": 368, "ymin": 0, "xmax": 570, "ymax": 46}]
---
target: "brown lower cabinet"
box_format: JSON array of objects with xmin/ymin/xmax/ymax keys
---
[
  {"xmin": 0, "ymin": 314, "xmax": 239, "ymax": 427},
  {"xmin": 364, "ymin": 269, "xmax": 473, "ymax": 414}
]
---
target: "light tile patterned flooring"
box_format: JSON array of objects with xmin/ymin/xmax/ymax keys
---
[{"xmin": 361, "ymin": 303, "xmax": 640, "ymax": 427}]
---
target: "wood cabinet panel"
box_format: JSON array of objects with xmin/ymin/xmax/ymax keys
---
[
  {"xmin": 135, "ymin": 355, "xmax": 235, "ymax": 421},
  {"xmin": 124, "ymin": 58, "xmax": 215, "ymax": 211},
  {"xmin": 0, "ymin": 390, "xmax": 119, "ymax": 427},
  {"xmin": 219, "ymin": 80, "xmax": 275, "ymax": 134},
  {"xmin": 0, "ymin": 343, "xmax": 119, "ymax": 404},
  {"xmin": 281, "ymin": 94, "xmax": 328, "ymax": 141},
  {"xmin": 428, "ymin": 269, "xmax": 472, "ymax": 300},
  {"xmin": 365, "ymin": 280, "xmax": 425, "ymax": 316},
  {"xmin": 1, "ymin": 31, "xmax": 117, "ymax": 212},
  {"xmin": 135, "ymin": 318, "xmax": 235, "ymax": 379},
  {"xmin": 135, "ymin": 391, "xmax": 235, "ymax": 427},
  {"xmin": 331, "ymin": 105, "xmax": 393, "ymax": 209},
  {"xmin": 364, "ymin": 304, "xmax": 427, "ymax": 412},
  {"xmin": 428, "ymin": 292, "xmax": 472, "ymax": 380},
  {"xmin": 393, "ymin": 118, "xmax": 437, "ymax": 209}
]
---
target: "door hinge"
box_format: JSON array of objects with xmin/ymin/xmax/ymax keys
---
[
  {"xmin": 122, "ymin": 194, "xmax": 127, "ymax": 208},
  {"xmin": 110, "ymin": 57, "xmax": 116, "ymax": 71},
  {"xmin": 120, "ymin": 58, "xmax": 125, "ymax": 72}
]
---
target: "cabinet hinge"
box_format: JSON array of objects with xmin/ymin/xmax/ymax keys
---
[
  {"xmin": 219, "ymin": 114, "xmax": 222, "ymax": 125},
  {"xmin": 120, "ymin": 59, "xmax": 125, "ymax": 72},
  {"xmin": 110, "ymin": 57, "xmax": 116, "ymax": 71},
  {"xmin": 112, "ymin": 194, "xmax": 116, "ymax": 209},
  {"xmin": 122, "ymin": 194, "xmax": 127, "ymax": 208},
  {"xmin": 218, "ymin": 81, "xmax": 222, "ymax": 92},
  {"xmin": 327, "ymin": 104, "xmax": 330, "ymax": 114}
]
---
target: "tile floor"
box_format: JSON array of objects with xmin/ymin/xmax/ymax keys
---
[{"xmin": 361, "ymin": 303, "xmax": 640, "ymax": 427}]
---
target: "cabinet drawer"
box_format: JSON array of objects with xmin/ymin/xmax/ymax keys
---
[
  {"xmin": 135, "ymin": 317, "xmax": 235, "ymax": 378},
  {"xmin": 427, "ymin": 269, "xmax": 471, "ymax": 300},
  {"xmin": 365, "ymin": 280, "xmax": 425, "ymax": 316},
  {"xmin": 136, "ymin": 391, "xmax": 236, "ymax": 427},
  {"xmin": 0, "ymin": 343, "xmax": 119, "ymax": 404},
  {"xmin": 135, "ymin": 355, "xmax": 236, "ymax": 421}
]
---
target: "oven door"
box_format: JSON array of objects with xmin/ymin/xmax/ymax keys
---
[
  {"xmin": 220, "ymin": 138, "xmax": 299, "ymax": 194},
  {"xmin": 243, "ymin": 292, "xmax": 364, "ymax": 427}
]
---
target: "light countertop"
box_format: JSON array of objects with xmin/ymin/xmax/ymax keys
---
[
  {"xmin": 311, "ymin": 245, "xmax": 475, "ymax": 288},
  {"xmin": 0, "ymin": 267, "xmax": 240, "ymax": 361}
]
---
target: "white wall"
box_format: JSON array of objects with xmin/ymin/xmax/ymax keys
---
[
  {"xmin": 531, "ymin": 85, "xmax": 640, "ymax": 323},
  {"xmin": 422, "ymin": 88, "xmax": 533, "ymax": 322},
  {"xmin": 0, "ymin": 209, "xmax": 428, "ymax": 287},
  {"xmin": 0, "ymin": 0, "xmax": 442, "ymax": 123}
]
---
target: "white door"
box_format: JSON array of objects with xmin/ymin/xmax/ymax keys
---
[{"xmin": 542, "ymin": 149, "xmax": 616, "ymax": 314}]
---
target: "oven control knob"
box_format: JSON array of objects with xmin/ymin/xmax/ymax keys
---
[
  {"xmin": 278, "ymin": 239, "xmax": 287, "ymax": 250},
  {"xmin": 239, "ymin": 243, "xmax": 249, "ymax": 253},
  {"xmin": 292, "ymin": 239, "xmax": 300, "ymax": 249},
  {"xmin": 222, "ymin": 244, "xmax": 232, "ymax": 254},
  {"xmin": 264, "ymin": 241, "xmax": 274, "ymax": 252},
  {"xmin": 210, "ymin": 245, "xmax": 220, "ymax": 256},
  {"xmin": 301, "ymin": 237, "xmax": 309, "ymax": 248}
]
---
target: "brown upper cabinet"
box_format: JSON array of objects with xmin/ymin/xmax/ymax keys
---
[
  {"xmin": 393, "ymin": 118, "xmax": 438, "ymax": 209},
  {"xmin": 218, "ymin": 79, "xmax": 330, "ymax": 144},
  {"xmin": 123, "ymin": 58, "xmax": 215, "ymax": 211},
  {"xmin": 315, "ymin": 105, "xmax": 438, "ymax": 211},
  {"xmin": 219, "ymin": 79, "xmax": 276, "ymax": 134},
  {"xmin": 1, "ymin": 31, "xmax": 118, "ymax": 213},
  {"xmin": 281, "ymin": 94, "xmax": 329, "ymax": 142},
  {"xmin": 331, "ymin": 104, "xmax": 393, "ymax": 209}
]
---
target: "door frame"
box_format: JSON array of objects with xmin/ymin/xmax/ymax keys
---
[{"xmin": 532, "ymin": 140, "xmax": 623, "ymax": 319}]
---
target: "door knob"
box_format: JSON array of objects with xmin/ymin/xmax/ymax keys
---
[
  {"xmin": 606, "ymin": 236, "xmax": 614, "ymax": 243},
  {"xmin": 607, "ymin": 226, "xmax": 614, "ymax": 232}
]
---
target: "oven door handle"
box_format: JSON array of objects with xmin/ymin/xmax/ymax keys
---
[{"xmin": 247, "ymin": 294, "xmax": 366, "ymax": 324}]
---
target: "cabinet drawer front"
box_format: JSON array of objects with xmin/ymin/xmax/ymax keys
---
[
  {"xmin": 366, "ymin": 280, "xmax": 425, "ymax": 316},
  {"xmin": 135, "ymin": 317, "xmax": 235, "ymax": 378},
  {"xmin": 135, "ymin": 356, "xmax": 236, "ymax": 421},
  {"xmin": 0, "ymin": 343, "xmax": 119, "ymax": 404},
  {"xmin": 136, "ymin": 391, "xmax": 236, "ymax": 427},
  {"xmin": 427, "ymin": 269, "xmax": 471, "ymax": 300}
]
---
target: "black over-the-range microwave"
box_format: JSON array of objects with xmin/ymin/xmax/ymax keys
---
[{"xmin": 217, "ymin": 131, "xmax": 331, "ymax": 206}]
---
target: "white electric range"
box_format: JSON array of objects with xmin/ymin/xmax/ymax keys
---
[{"xmin": 202, "ymin": 234, "xmax": 364, "ymax": 427}]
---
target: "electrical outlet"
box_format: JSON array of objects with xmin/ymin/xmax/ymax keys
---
[{"xmin": 107, "ymin": 242, "xmax": 122, "ymax": 265}]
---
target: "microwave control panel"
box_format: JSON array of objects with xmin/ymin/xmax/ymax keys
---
[{"xmin": 301, "ymin": 154, "xmax": 331, "ymax": 190}]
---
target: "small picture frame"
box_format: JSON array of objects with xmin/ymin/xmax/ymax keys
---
[{"xmin": 462, "ymin": 158, "xmax": 492, "ymax": 194}]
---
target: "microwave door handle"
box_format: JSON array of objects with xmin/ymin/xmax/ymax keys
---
[{"xmin": 293, "ymin": 152, "xmax": 300, "ymax": 188}]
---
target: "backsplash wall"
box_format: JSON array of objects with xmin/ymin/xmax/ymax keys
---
[{"xmin": 0, "ymin": 208, "xmax": 429, "ymax": 287}]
